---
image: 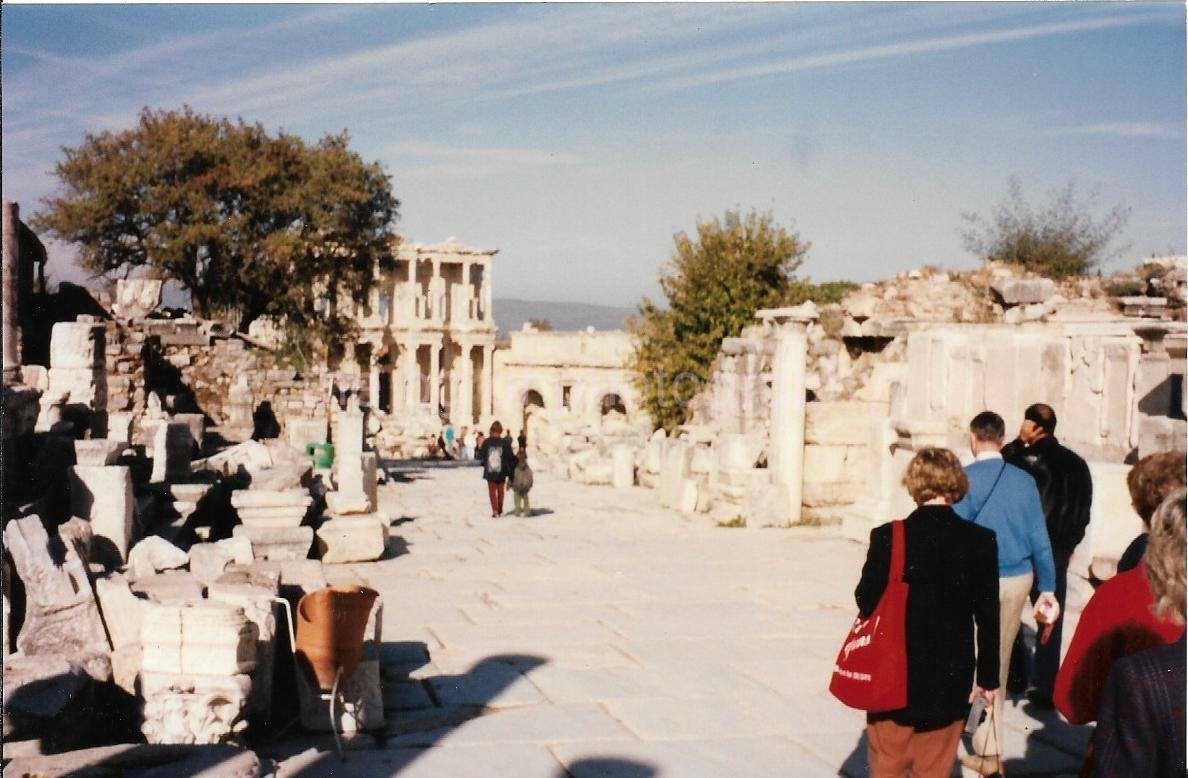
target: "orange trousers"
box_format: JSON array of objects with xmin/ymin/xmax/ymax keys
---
[{"xmin": 866, "ymin": 718, "xmax": 963, "ymax": 778}]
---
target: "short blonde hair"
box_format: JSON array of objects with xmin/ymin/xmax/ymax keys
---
[
  {"xmin": 1144, "ymin": 488, "xmax": 1187, "ymax": 625},
  {"xmin": 902, "ymin": 447, "xmax": 969, "ymax": 506}
]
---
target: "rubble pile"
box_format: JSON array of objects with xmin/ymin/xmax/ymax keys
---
[{"xmin": 2, "ymin": 288, "xmax": 395, "ymax": 770}]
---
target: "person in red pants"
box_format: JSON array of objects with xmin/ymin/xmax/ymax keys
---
[{"xmin": 477, "ymin": 421, "xmax": 516, "ymax": 518}]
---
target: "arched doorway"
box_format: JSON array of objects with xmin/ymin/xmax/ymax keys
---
[
  {"xmin": 523, "ymin": 389, "xmax": 545, "ymax": 410},
  {"xmin": 521, "ymin": 389, "xmax": 546, "ymax": 446},
  {"xmin": 599, "ymin": 392, "xmax": 627, "ymax": 416}
]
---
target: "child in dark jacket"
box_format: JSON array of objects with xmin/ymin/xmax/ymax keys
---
[{"xmin": 511, "ymin": 449, "xmax": 534, "ymax": 517}]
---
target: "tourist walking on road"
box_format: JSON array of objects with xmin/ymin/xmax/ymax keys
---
[
  {"xmin": 954, "ymin": 411, "xmax": 1059, "ymax": 776},
  {"xmin": 511, "ymin": 449, "xmax": 534, "ymax": 517},
  {"xmin": 1002, "ymin": 403, "xmax": 1093, "ymax": 706},
  {"xmin": 856, "ymin": 447, "xmax": 1000, "ymax": 778},
  {"xmin": 477, "ymin": 421, "xmax": 516, "ymax": 517}
]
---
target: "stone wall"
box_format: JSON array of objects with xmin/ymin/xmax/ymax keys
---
[{"xmin": 493, "ymin": 328, "xmax": 642, "ymax": 436}]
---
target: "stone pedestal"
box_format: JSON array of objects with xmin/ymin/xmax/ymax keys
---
[
  {"xmin": 74, "ymin": 439, "xmax": 127, "ymax": 466},
  {"xmin": 70, "ymin": 465, "xmax": 135, "ymax": 564},
  {"xmin": 611, "ymin": 445, "xmax": 635, "ymax": 489},
  {"xmin": 141, "ymin": 602, "xmax": 258, "ymax": 676},
  {"xmin": 233, "ymin": 525, "xmax": 313, "ymax": 561},
  {"xmin": 334, "ymin": 409, "xmax": 365, "ymax": 457},
  {"xmin": 208, "ymin": 572, "xmax": 280, "ymax": 717},
  {"xmin": 287, "ymin": 418, "xmax": 328, "ymax": 450},
  {"xmin": 333, "ymin": 452, "xmax": 378, "ymax": 511},
  {"xmin": 173, "ymin": 413, "xmax": 206, "ymax": 452},
  {"xmin": 46, "ymin": 321, "xmax": 107, "ymax": 425},
  {"xmin": 316, "ymin": 515, "xmax": 388, "ymax": 564},
  {"xmin": 231, "ymin": 489, "xmax": 313, "ymax": 529},
  {"xmin": 151, "ymin": 422, "xmax": 194, "ymax": 483},
  {"xmin": 659, "ymin": 441, "xmax": 692, "ymax": 509}
]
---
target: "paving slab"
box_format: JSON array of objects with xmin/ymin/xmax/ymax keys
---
[
  {"xmin": 386, "ymin": 703, "xmax": 636, "ymax": 747},
  {"xmin": 273, "ymin": 463, "xmax": 1100, "ymax": 777},
  {"xmin": 553, "ymin": 737, "xmax": 835, "ymax": 778}
]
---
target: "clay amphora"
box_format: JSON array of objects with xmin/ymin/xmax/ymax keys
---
[{"xmin": 295, "ymin": 585, "xmax": 379, "ymax": 689}]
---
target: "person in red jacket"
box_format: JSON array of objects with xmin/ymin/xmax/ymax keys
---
[
  {"xmin": 1054, "ymin": 562, "xmax": 1183, "ymax": 724},
  {"xmin": 1054, "ymin": 461, "xmax": 1186, "ymax": 725}
]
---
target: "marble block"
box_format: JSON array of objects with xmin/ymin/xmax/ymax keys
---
[
  {"xmin": 316, "ymin": 515, "xmax": 389, "ymax": 564},
  {"xmin": 140, "ymin": 671, "xmax": 252, "ymax": 745},
  {"xmin": 151, "ymin": 422, "xmax": 194, "ymax": 483},
  {"xmin": 128, "ymin": 536, "xmax": 189, "ymax": 580},
  {"xmin": 141, "ymin": 602, "xmax": 258, "ymax": 676},
  {"xmin": 233, "ymin": 525, "xmax": 313, "ymax": 561},
  {"xmin": 74, "ymin": 439, "xmax": 127, "ymax": 466},
  {"xmin": 3, "ymin": 515, "xmax": 110, "ymax": 656},
  {"xmin": 70, "ymin": 465, "xmax": 135, "ymax": 564}
]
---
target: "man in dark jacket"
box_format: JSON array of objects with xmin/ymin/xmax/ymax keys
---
[
  {"xmin": 1002, "ymin": 403, "xmax": 1093, "ymax": 706},
  {"xmin": 476, "ymin": 421, "xmax": 516, "ymax": 518}
]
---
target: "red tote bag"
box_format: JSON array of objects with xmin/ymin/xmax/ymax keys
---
[{"xmin": 829, "ymin": 519, "xmax": 908, "ymax": 712}]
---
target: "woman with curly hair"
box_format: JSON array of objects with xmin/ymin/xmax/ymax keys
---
[
  {"xmin": 854, "ymin": 447, "xmax": 1000, "ymax": 778},
  {"xmin": 1093, "ymin": 489, "xmax": 1186, "ymax": 777}
]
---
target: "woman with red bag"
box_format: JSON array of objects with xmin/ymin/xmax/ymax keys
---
[{"xmin": 854, "ymin": 447, "xmax": 1001, "ymax": 777}]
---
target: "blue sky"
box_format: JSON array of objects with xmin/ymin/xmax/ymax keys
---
[{"xmin": 3, "ymin": 3, "xmax": 1184, "ymax": 307}]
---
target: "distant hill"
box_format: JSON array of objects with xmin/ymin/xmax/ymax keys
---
[{"xmin": 494, "ymin": 298, "xmax": 635, "ymax": 336}]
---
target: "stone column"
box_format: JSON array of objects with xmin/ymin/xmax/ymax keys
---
[
  {"xmin": 480, "ymin": 344, "xmax": 493, "ymax": 420},
  {"xmin": 482, "ymin": 261, "xmax": 493, "ymax": 323},
  {"xmin": 429, "ymin": 341, "xmax": 441, "ymax": 413},
  {"xmin": 367, "ymin": 353, "xmax": 380, "ymax": 408},
  {"xmin": 3, "ymin": 201, "xmax": 21, "ymax": 383},
  {"xmin": 766, "ymin": 316, "xmax": 810, "ymax": 525},
  {"xmin": 461, "ymin": 260, "xmax": 473, "ymax": 321},
  {"xmin": 456, "ymin": 339, "xmax": 474, "ymax": 425}
]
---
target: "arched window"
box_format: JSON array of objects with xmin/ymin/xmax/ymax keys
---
[{"xmin": 523, "ymin": 389, "xmax": 545, "ymax": 409}]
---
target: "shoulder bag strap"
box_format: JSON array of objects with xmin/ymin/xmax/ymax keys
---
[
  {"xmin": 889, "ymin": 520, "xmax": 905, "ymax": 584},
  {"xmin": 970, "ymin": 462, "xmax": 1007, "ymax": 524}
]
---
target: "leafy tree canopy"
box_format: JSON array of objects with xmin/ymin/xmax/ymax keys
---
[
  {"xmin": 629, "ymin": 209, "xmax": 810, "ymax": 432},
  {"xmin": 960, "ymin": 176, "xmax": 1129, "ymax": 279},
  {"xmin": 33, "ymin": 106, "xmax": 399, "ymax": 351}
]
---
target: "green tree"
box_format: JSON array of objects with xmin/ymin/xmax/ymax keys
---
[
  {"xmin": 960, "ymin": 176, "xmax": 1129, "ymax": 279},
  {"xmin": 33, "ymin": 107, "xmax": 399, "ymax": 349},
  {"xmin": 629, "ymin": 210, "xmax": 810, "ymax": 432}
]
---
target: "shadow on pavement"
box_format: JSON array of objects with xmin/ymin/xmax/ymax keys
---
[
  {"xmin": 561, "ymin": 756, "xmax": 660, "ymax": 777},
  {"xmin": 838, "ymin": 730, "xmax": 870, "ymax": 777},
  {"xmin": 276, "ymin": 652, "xmax": 548, "ymax": 776}
]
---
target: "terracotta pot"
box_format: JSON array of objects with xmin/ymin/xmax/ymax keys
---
[{"xmin": 295, "ymin": 585, "xmax": 379, "ymax": 689}]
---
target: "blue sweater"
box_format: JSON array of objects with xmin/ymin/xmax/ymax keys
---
[{"xmin": 954, "ymin": 457, "xmax": 1056, "ymax": 592}]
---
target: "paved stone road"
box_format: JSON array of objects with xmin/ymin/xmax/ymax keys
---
[{"xmin": 270, "ymin": 461, "xmax": 1092, "ymax": 777}]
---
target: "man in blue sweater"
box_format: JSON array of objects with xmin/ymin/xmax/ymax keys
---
[{"xmin": 954, "ymin": 411, "xmax": 1058, "ymax": 776}]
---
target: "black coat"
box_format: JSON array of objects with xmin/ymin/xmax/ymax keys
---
[
  {"xmin": 477, "ymin": 437, "xmax": 516, "ymax": 483},
  {"xmin": 856, "ymin": 505, "xmax": 1000, "ymax": 730},
  {"xmin": 1003, "ymin": 435, "xmax": 1093, "ymax": 553}
]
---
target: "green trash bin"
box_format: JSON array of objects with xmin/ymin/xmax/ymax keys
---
[{"xmin": 305, "ymin": 442, "xmax": 335, "ymax": 469}]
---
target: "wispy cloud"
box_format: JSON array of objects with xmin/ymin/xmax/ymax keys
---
[
  {"xmin": 384, "ymin": 140, "xmax": 582, "ymax": 180},
  {"xmin": 643, "ymin": 14, "xmax": 1162, "ymax": 93},
  {"xmin": 1048, "ymin": 121, "xmax": 1183, "ymax": 139}
]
